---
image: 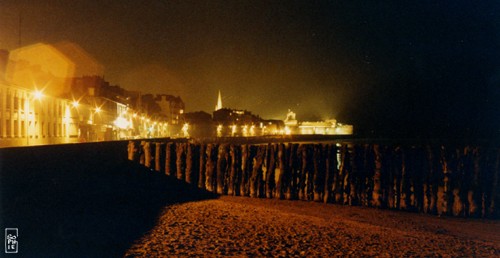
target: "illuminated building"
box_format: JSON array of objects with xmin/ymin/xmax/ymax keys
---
[
  {"xmin": 183, "ymin": 111, "xmax": 213, "ymax": 138},
  {"xmin": 0, "ymin": 81, "xmax": 78, "ymax": 146},
  {"xmin": 0, "ymin": 46, "xmax": 171, "ymax": 147},
  {"xmin": 154, "ymin": 94, "xmax": 185, "ymax": 125},
  {"xmin": 284, "ymin": 109, "xmax": 353, "ymax": 135}
]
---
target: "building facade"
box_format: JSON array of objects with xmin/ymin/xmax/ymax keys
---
[
  {"xmin": 154, "ymin": 94, "xmax": 185, "ymax": 125},
  {"xmin": 0, "ymin": 82, "xmax": 77, "ymax": 147}
]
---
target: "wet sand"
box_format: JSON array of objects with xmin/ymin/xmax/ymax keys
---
[{"xmin": 126, "ymin": 196, "xmax": 500, "ymax": 257}]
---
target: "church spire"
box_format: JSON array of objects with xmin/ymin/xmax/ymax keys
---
[{"xmin": 215, "ymin": 90, "xmax": 223, "ymax": 111}]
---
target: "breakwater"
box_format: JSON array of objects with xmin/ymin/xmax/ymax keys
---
[{"xmin": 128, "ymin": 139, "xmax": 500, "ymax": 218}]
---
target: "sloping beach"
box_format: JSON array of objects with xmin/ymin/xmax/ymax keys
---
[{"xmin": 126, "ymin": 196, "xmax": 500, "ymax": 257}]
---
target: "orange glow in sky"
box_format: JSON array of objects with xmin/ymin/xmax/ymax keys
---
[{"xmin": 6, "ymin": 43, "xmax": 75, "ymax": 97}]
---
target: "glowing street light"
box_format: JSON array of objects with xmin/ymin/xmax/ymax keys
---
[
  {"xmin": 95, "ymin": 107, "xmax": 101, "ymax": 113},
  {"xmin": 217, "ymin": 124, "xmax": 223, "ymax": 137},
  {"xmin": 284, "ymin": 126, "xmax": 291, "ymax": 135},
  {"xmin": 114, "ymin": 116, "xmax": 130, "ymax": 129},
  {"xmin": 182, "ymin": 123, "xmax": 189, "ymax": 137},
  {"xmin": 231, "ymin": 124, "xmax": 237, "ymax": 136},
  {"xmin": 33, "ymin": 90, "xmax": 44, "ymax": 100},
  {"xmin": 71, "ymin": 100, "xmax": 79, "ymax": 108},
  {"xmin": 242, "ymin": 125, "xmax": 248, "ymax": 136}
]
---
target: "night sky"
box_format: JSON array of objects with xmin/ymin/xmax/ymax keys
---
[{"xmin": 1, "ymin": 1, "xmax": 499, "ymax": 138}]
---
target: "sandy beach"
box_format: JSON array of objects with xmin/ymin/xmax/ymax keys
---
[{"xmin": 126, "ymin": 196, "xmax": 500, "ymax": 257}]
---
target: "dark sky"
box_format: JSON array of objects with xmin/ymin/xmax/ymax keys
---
[{"xmin": 1, "ymin": 1, "xmax": 499, "ymax": 137}]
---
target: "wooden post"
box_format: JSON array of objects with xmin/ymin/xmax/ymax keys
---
[
  {"xmin": 144, "ymin": 141, "xmax": 152, "ymax": 168},
  {"xmin": 392, "ymin": 146, "xmax": 403, "ymax": 210},
  {"xmin": 259, "ymin": 145, "xmax": 267, "ymax": 198},
  {"xmin": 348, "ymin": 144, "xmax": 360, "ymax": 206},
  {"xmin": 362, "ymin": 144, "xmax": 374, "ymax": 207},
  {"xmin": 198, "ymin": 144, "xmax": 206, "ymax": 189},
  {"xmin": 217, "ymin": 144, "xmax": 228, "ymax": 195},
  {"xmin": 287, "ymin": 143, "xmax": 299, "ymax": 200},
  {"xmin": 250, "ymin": 145, "xmax": 265, "ymax": 198},
  {"xmin": 185, "ymin": 143, "xmax": 193, "ymax": 184},
  {"xmin": 469, "ymin": 147, "xmax": 482, "ymax": 217},
  {"xmin": 165, "ymin": 142, "xmax": 175, "ymax": 176},
  {"xmin": 192, "ymin": 144, "xmax": 201, "ymax": 187},
  {"xmin": 438, "ymin": 146, "xmax": 451, "ymax": 216},
  {"xmin": 133, "ymin": 141, "xmax": 142, "ymax": 162},
  {"xmin": 139, "ymin": 141, "xmax": 145, "ymax": 165},
  {"xmin": 205, "ymin": 144, "xmax": 216, "ymax": 192},
  {"xmin": 401, "ymin": 147, "xmax": 412, "ymax": 211},
  {"xmin": 414, "ymin": 147, "xmax": 425, "ymax": 213},
  {"xmin": 481, "ymin": 147, "xmax": 497, "ymax": 218},
  {"xmin": 452, "ymin": 147, "xmax": 466, "ymax": 217},
  {"xmin": 176, "ymin": 143, "xmax": 186, "ymax": 181},
  {"xmin": 154, "ymin": 142, "xmax": 162, "ymax": 172},
  {"xmin": 372, "ymin": 144, "xmax": 383, "ymax": 208},
  {"xmin": 427, "ymin": 145, "xmax": 439, "ymax": 215},
  {"xmin": 405, "ymin": 146, "xmax": 423, "ymax": 212},
  {"xmin": 228, "ymin": 145, "xmax": 235, "ymax": 196},
  {"xmin": 324, "ymin": 144, "xmax": 337, "ymax": 203},
  {"xmin": 228, "ymin": 145, "xmax": 241, "ymax": 196},
  {"xmin": 127, "ymin": 141, "xmax": 136, "ymax": 161},
  {"xmin": 275, "ymin": 143, "xmax": 287, "ymax": 200},
  {"xmin": 265, "ymin": 144, "xmax": 276, "ymax": 198},
  {"xmin": 240, "ymin": 145, "xmax": 250, "ymax": 196},
  {"xmin": 400, "ymin": 147, "xmax": 409, "ymax": 211},
  {"xmin": 298, "ymin": 145, "xmax": 307, "ymax": 201},
  {"xmin": 489, "ymin": 149, "xmax": 500, "ymax": 218},
  {"xmin": 379, "ymin": 145, "xmax": 390, "ymax": 208},
  {"xmin": 313, "ymin": 144, "xmax": 325, "ymax": 202},
  {"xmin": 336, "ymin": 145, "xmax": 349, "ymax": 204}
]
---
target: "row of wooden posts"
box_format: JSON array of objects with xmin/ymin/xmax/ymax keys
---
[{"xmin": 128, "ymin": 140, "xmax": 500, "ymax": 218}]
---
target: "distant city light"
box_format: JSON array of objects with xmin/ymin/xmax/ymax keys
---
[
  {"xmin": 242, "ymin": 125, "xmax": 248, "ymax": 136},
  {"xmin": 33, "ymin": 90, "xmax": 44, "ymax": 100},
  {"xmin": 95, "ymin": 107, "xmax": 101, "ymax": 113},
  {"xmin": 231, "ymin": 124, "xmax": 237, "ymax": 136},
  {"xmin": 284, "ymin": 126, "xmax": 291, "ymax": 135},
  {"xmin": 217, "ymin": 124, "xmax": 223, "ymax": 137},
  {"xmin": 182, "ymin": 123, "xmax": 189, "ymax": 137},
  {"xmin": 72, "ymin": 100, "xmax": 79, "ymax": 108},
  {"xmin": 114, "ymin": 116, "xmax": 129, "ymax": 129}
]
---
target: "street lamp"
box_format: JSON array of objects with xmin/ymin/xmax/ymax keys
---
[
  {"xmin": 26, "ymin": 89, "xmax": 44, "ymax": 146},
  {"xmin": 182, "ymin": 123, "xmax": 189, "ymax": 137},
  {"xmin": 33, "ymin": 90, "xmax": 44, "ymax": 100}
]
